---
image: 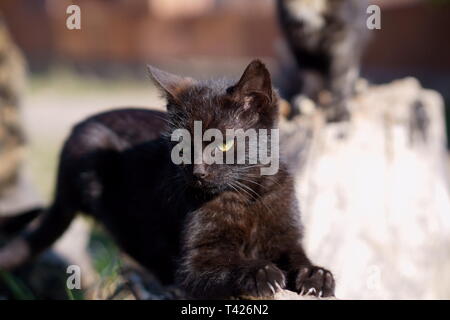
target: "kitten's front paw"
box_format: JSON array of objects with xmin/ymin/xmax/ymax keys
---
[
  {"xmin": 295, "ymin": 266, "xmax": 335, "ymax": 297},
  {"xmin": 236, "ymin": 263, "xmax": 286, "ymax": 298}
]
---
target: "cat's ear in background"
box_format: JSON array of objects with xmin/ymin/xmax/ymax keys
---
[
  {"xmin": 147, "ymin": 65, "xmax": 196, "ymax": 101},
  {"xmin": 228, "ymin": 60, "xmax": 273, "ymax": 106}
]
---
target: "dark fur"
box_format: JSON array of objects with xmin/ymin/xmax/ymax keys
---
[
  {"xmin": 0, "ymin": 61, "xmax": 334, "ymax": 299},
  {"xmin": 277, "ymin": 0, "xmax": 370, "ymax": 121}
]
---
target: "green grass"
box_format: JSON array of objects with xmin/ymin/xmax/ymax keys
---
[
  {"xmin": 88, "ymin": 225, "xmax": 121, "ymax": 280},
  {"xmin": 0, "ymin": 270, "xmax": 35, "ymax": 300},
  {"xmin": 66, "ymin": 287, "xmax": 84, "ymax": 300}
]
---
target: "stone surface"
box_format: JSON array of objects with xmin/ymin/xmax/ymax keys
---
[{"xmin": 281, "ymin": 78, "xmax": 450, "ymax": 299}]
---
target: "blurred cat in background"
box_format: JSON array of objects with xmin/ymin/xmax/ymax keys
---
[{"xmin": 277, "ymin": 0, "xmax": 370, "ymax": 121}]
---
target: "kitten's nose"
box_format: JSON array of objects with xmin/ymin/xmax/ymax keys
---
[{"xmin": 193, "ymin": 165, "xmax": 208, "ymax": 180}]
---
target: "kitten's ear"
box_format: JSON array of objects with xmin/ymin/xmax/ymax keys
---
[
  {"xmin": 228, "ymin": 60, "xmax": 273, "ymax": 105},
  {"xmin": 147, "ymin": 65, "xmax": 195, "ymax": 101}
]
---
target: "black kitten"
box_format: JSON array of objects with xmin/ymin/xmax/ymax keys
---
[
  {"xmin": 277, "ymin": 0, "xmax": 370, "ymax": 121},
  {"xmin": 0, "ymin": 60, "xmax": 334, "ymax": 299}
]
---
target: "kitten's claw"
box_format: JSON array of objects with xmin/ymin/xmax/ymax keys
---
[
  {"xmin": 306, "ymin": 288, "xmax": 317, "ymax": 296},
  {"xmin": 267, "ymin": 282, "xmax": 276, "ymax": 295},
  {"xmin": 238, "ymin": 262, "xmax": 286, "ymax": 298},
  {"xmin": 295, "ymin": 266, "xmax": 335, "ymax": 298},
  {"xmin": 274, "ymin": 280, "xmax": 283, "ymax": 292}
]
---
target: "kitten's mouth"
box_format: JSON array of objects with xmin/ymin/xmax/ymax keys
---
[
  {"xmin": 193, "ymin": 180, "xmax": 204, "ymax": 187},
  {"xmin": 190, "ymin": 179, "xmax": 223, "ymax": 194}
]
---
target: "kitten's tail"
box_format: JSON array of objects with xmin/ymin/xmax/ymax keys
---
[
  {"xmin": 0, "ymin": 207, "xmax": 43, "ymax": 236},
  {"xmin": 0, "ymin": 158, "xmax": 79, "ymax": 270},
  {"xmin": 0, "ymin": 202, "xmax": 77, "ymax": 270},
  {"xmin": 0, "ymin": 207, "xmax": 44, "ymax": 270}
]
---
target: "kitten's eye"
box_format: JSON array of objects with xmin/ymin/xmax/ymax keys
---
[{"xmin": 217, "ymin": 139, "xmax": 234, "ymax": 152}]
